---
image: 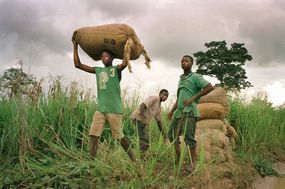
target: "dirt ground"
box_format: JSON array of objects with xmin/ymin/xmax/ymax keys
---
[
  {"xmin": 181, "ymin": 161, "xmax": 285, "ymax": 189},
  {"xmin": 250, "ymin": 162, "xmax": 285, "ymax": 189}
]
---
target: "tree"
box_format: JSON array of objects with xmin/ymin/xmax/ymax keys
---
[
  {"xmin": 0, "ymin": 59, "xmax": 39, "ymax": 98},
  {"xmin": 194, "ymin": 41, "xmax": 253, "ymax": 91}
]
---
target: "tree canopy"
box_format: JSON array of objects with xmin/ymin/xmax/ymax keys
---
[
  {"xmin": 0, "ymin": 60, "xmax": 39, "ymax": 98},
  {"xmin": 194, "ymin": 41, "xmax": 253, "ymax": 91}
]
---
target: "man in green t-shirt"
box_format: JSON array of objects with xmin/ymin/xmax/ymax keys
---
[
  {"xmin": 72, "ymin": 38, "xmax": 136, "ymax": 161},
  {"xmin": 168, "ymin": 55, "xmax": 213, "ymax": 169}
]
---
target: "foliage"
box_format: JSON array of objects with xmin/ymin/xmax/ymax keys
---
[
  {"xmin": 0, "ymin": 60, "xmax": 40, "ymax": 99},
  {"xmin": 194, "ymin": 41, "xmax": 253, "ymax": 91},
  {"xmin": 1, "ymin": 76, "xmax": 285, "ymax": 187}
]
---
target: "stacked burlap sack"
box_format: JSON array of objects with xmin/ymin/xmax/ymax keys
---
[
  {"xmin": 195, "ymin": 87, "xmax": 238, "ymax": 163},
  {"xmin": 73, "ymin": 23, "xmax": 151, "ymax": 72}
]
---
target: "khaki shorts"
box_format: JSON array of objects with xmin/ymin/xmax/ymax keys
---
[{"xmin": 89, "ymin": 111, "xmax": 124, "ymax": 139}]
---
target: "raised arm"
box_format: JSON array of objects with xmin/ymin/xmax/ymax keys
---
[
  {"xmin": 117, "ymin": 59, "xmax": 128, "ymax": 72},
  {"xmin": 72, "ymin": 38, "xmax": 96, "ymax": 74}
]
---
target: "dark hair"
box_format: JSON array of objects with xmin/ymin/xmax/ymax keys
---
[
  {"xmin": 159, "ymin": 89, "xmax": 169, "ymax": 95},
  {"xmin": 101, "ymin": 50, "xmax": 115, "ymax": 59},
  {"xmin": 183, "ymin": 55, "xmax": 193, "ymax": 62}
]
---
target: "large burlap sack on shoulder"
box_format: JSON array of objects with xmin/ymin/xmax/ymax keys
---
[
  {"xmin": 198, "ymin": 103, "xmax": 227, "ymax": 120},
  {"xmin": 73, "ymin": 23, "xmax": 151, "ymax": 72},
  {"xmin": 199, "ymin": 87, "xmax": 229, "ymax": 111},
  {"xmin": 196, "ymin": 119, "xmax": 227, "ymax": 133}
]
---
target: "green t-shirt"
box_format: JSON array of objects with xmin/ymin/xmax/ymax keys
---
[
  {"xmin": 95, "ymin": 66, "xmax": 122, "ymax": 113},
  {"xmin": 174, "ymin": 72, "xmax": 210, "ymax": 118}
]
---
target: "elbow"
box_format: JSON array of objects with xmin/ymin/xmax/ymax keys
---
[
  {"xmin": 209, "ymin": 84, "xmax": 214, "ymax": 91},
  {"xmin": 74, "ymin": 62, "xmax": 81, "ymax": 69}
]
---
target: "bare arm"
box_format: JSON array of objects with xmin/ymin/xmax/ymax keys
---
[
  {"xmin": 183, "ymin": 83, "xmax": 214, "ymax": 106},
  {"xmin": 117, "ymin": 60, "xmax": 128, "ymax": 72},
  {"xmin": 140, "ymin": 103, "xmax": 147, "ymax": 116},
  {"xmin": 156, "ymin": 120, "xmax": 167, "ymax": 139},
  {"xmin": 168, "ymin": 100, "xmax": 178, "ymax": 120},
  {"xmin": 72, "ymin": 38, "xmax": 96, "ymax": 74}
]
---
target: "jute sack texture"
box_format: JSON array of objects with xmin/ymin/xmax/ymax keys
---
[
  {"xmin": 192, "ymin": 87, "xmax": 234, "ymax": 162},
  {"xmin": 199, "ymin": 87, "xmax": 229, "ymax": 112},
  {"xmin": 195, "ymin": 129, "xmax": 233, "ymax": 163},
  {"xmin": 196, "ymin": 119, "xmax": 227, "ymax": 133},
  {"xmin": 198, "ymin": 103, "xmax": 227, "ymax": 120},
  {"xmin": 73, "ymin": 23, "xmax": 151, "ymax": 72}
]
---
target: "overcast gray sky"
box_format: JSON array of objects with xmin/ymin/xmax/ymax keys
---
[{"xmin": 1, "ymin": 0, "xmax": 285, "ymax": 106}]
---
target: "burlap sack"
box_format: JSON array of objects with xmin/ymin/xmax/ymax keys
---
[
  {"xmin": 210, "ymin": 129, "xmax": 227, "ymax": 148},
  {"xmin": 199, "ymin": 87, "xmax": 229, "ymax": 111},
  {"xmin": 196, "ymin": 129, "xmax": 233, "ymax": 162},
  {"xmin": 73, "ymin": 23, "xmax": 151, "ymax": 72},
  {"xmin": 198, "ymin": 103, "xmax": 227, "ymax": 120},
  {"xmin": 196, "ymin": 119, "xmax": 227, "ymax": 133},
  {"xmin": 226, "ymin": 126, "xmax": 238, "ymax": 139}
]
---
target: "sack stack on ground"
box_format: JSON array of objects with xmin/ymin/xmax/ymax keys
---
[
  {"xmin": 73, "ymin": 23, "xmax": 151, "ymax": 72},
  {"xmin": 195, "ymin": 87, "xmax": 238, "ymax": 163}
]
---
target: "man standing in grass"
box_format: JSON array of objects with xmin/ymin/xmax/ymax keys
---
[
  {"xmin": 168, "ymin": 55, "xmax": 213, "ymax": 169},
  {"xmin": 130, "ymin": 89, "xmax": 169, "ymax": 154},
  {"xmin": 72, "ymin": 38, "xmax": 136, "ymax": 161}
]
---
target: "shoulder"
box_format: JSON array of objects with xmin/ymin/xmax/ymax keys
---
[
  {"xmin": 192, "ymin": 72, "xmax": 202, "ymax": 77},
  {"xmin": 144, "ymin": 96, "xmax": 159, "ymax": 105},
  {"xmin": 149, "ymin": 96, "xmax": 160, "ymax": 103},
  {"xmin": 95, "ymin": 66, "xmax": 102, "ymax": 73},
  {"xmin": 96, "ymin": 66, "xmax": 102, "ymax": 69},
  {"xmin": 192, "ymin": 72, "xmax": 210, "ymax": 86},
  {"xmin": 192, "ymin": 72, "xmax": 205, "ymax": 80}
]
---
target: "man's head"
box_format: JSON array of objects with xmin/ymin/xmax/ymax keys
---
[
  {"xmin": 159, "ymin": 89, "xmax": 169, "ymax": 102},
  {"xmin": 101, "ymin": 50, "xmax": 114, "ymax": 66},
  {"xmin": 181, "ymin": 55, "xmax": 193, "ymax": 71}
]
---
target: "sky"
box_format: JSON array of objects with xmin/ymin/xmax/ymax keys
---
[{"xmin": 0, "ymin": 0, "xmax": 285, "ymax": 106}]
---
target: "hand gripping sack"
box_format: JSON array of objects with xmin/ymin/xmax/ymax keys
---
[{"xmin": 73, "ymin": 23, "xmax": 151, "ymax": 72}]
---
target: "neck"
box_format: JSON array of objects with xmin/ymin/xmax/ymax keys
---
[
  {"xmin": 183, "ymin": 69, "xmax": 191, "ymax": 75},
  {"xmin": 104, "ymin": 64, "xmax": 112, "ymax": 67}
]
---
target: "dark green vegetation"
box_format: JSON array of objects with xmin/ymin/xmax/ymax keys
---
[{"xmin": 194, "ymin": 41, "xmax": 253, "ymax": 91}]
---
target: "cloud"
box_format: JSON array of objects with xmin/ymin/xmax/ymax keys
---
[
  {"xmin": 0, "ymin": 0, "xmax": 285, "ymax": 107},
  {"xmin": 263, "ymin": 80, "xmax": 285, "ymax": 106},
  {"xmin": 1, "ymin": 0, "xmax": 285, "ymax": 69},
  {"xmin": 235, "ymin": 1, "xmax": 285, "ymax": 65}
]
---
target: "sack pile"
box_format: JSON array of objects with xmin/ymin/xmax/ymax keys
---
[
  {"xmin": 73, "ymin": 23, "xmax": 151, "ymax": 72},
  {"xmin": 195, "ymin": 87, "xmax": 238, "ymax": 163}
]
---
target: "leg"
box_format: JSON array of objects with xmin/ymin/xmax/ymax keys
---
[
  {"xmin": 120, "ymin": 137, "xmax": 136, "ymax": 161},
  {"xmin": 90, "ymin": 136, "xmax": 99, "ymax": 159},
  {"xmin": 107, "ymin": 113, "xmax": 136, "ymax": 161},
  {"xmin": 182, "ymin": 112, "xmax": 197, "ymax": 169},
  {"xmin": 174, "ymin": 137, "xmax": 181, "ymax": 164},
  {"xmin": 88, "ymin": 111, "xmax": 106, "ymax": 159},
  {"xmin": 168, "ymin": 117, "xmax": 181, "ymax": 163},
  {"xmin": 136, "ymin": 120, "xmax": 149, "ymax": 153},
  {"xmin": 189, "ymin": 145, "xmax": 197, "ymax": 168}
]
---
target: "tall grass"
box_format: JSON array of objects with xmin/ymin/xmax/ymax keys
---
[
  {"xmin": 0, "ymin": 78, "xmax": 191, "ymax": 188},
  {"xmin": 1, "ymin": 78, "xmax": 285, "ymax": 188},
  {"xmin": 228, "ymin": 95, "xmax": 285, "ymax": 158}
]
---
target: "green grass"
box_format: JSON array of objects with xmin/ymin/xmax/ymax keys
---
[{"xmin": 1, "ymin": 79, "xmax": 285, "ymax": 188}]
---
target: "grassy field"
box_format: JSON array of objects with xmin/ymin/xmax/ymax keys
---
[{"xmin": 1, "ymin": 79, "xmax": 285, "ymax": 188}]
